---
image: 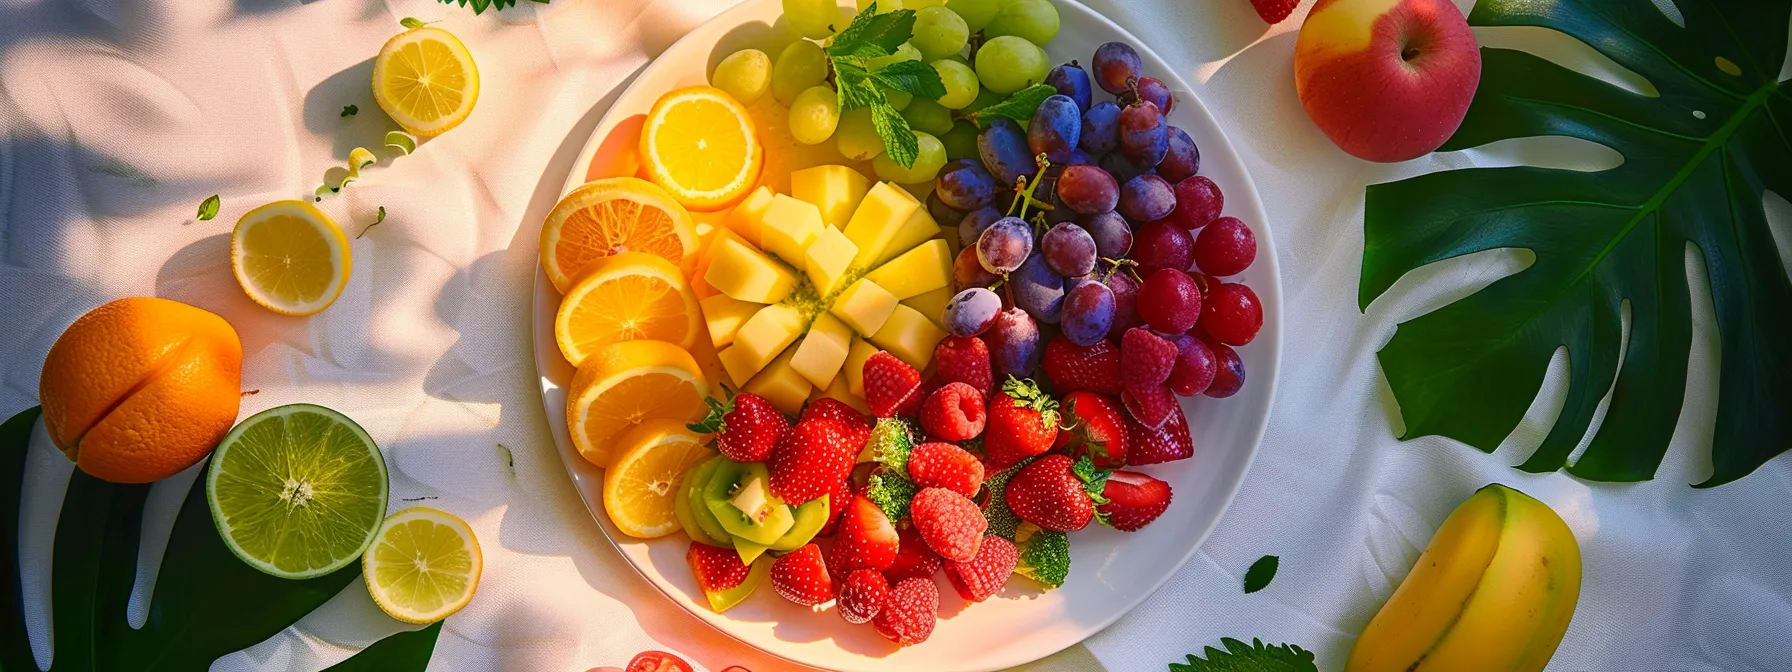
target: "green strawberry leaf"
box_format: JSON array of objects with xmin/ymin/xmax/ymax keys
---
[{"xmin": 1360, "ymin": 0, "xmax": 1792, "ymax": 486}]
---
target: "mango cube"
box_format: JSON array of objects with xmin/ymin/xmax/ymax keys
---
[
  {"xmin": 759, "ymin": 195, "xmax": 823, "ymax": 267},
  {"xmin": 804, "ymin": 227, "xmax": 858, "ymax": 296},
  {"xmin": 813, "ymin": 375, "xmax": 870, "ymax": 414},
  {"xmin": 725, "ymin": 186, "xmax": 775, "ymax": 242},
  {"xmin": 790, "ymin": 313, "xmax": 853, "ymax": 390},
  {"xmin": 876, "ymin": 206, "xmax": 942, "ymax": 268},
  {"xmin": 700, "ymin": 293, "xmax": 762, "ymax": 349},
  {"xmin": 842, "ymin": 182, "xmax": 921, "ymax": 270},
  {"xmin": 844, "ymin": 337, "xmax": 878, "ymax": 398},
  {"xmin": 745, "ymin": 347, "xmax": 813, "ymax": 416},
  {"xmin": 705, "ymin": 235, "xmax": 797, "ymax": 303},
  {"xmin": 900, "ymin": 286, "xmax": 954, "ymax": 329},
  {"xmin": 863, "ymin": 239, "xmax": 951, "ymax": 300},
  {"xmin": 717, "ymin": 344, "xmax": 759, "ymax": 388},
  {"xmin": 792, "ymin": 165, "xmax": 870, "ymax": 230},
  {"xmin": 733, "ymin": 303, "xmax": 805, "ymax": 378},
  {"xmin": 830, "ymin": 279, "xmax": 899, "ymax": 336},
  {"xmin": 869, "ymin": 304, "xmax": 946, "ymax": 370}
]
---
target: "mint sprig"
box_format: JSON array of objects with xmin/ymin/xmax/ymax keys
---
[
  {"xmin": 1169, "ymin": 638, "xmax": 1317, "ymax": 672},
  {"xmin": 827, "ymin": 2, "xmax": 946, "ymax": 168},
  {"xmin": 965, "ymin": 83, "xmax": 1056, "ymax": 127}
]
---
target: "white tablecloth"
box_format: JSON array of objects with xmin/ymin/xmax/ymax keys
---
[{"xmin": 3, "ymin": 0, "xmax": 1789, "ymax": 670}]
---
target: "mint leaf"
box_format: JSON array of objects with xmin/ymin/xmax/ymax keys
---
[
  {"xmin": 835, "ymin": 63, "xmax": 885, "ymax": 110},
  {"xmin": 1243, "ymin": 555, "xmax": 1278, "ymax": 594},
  {"xmin": 1168, "ymin": 638, "xmax": 1317, "ymax": 672},
  {"xmin": 831, "ymin": 4, "xmax": 915, "ymax": 56},
  {"xmin": 872, "ymin": 103, "xmax": 918, "ymax": 168},
  {"xmin": 400, "ymin": 17, "xmax": 427, "ymax": 29},
  {"xmin": 966, "ymin": 84, "xmax": 1056, "ymax": 127},
  {"xmin": 870, "ymin": 59, "xmax": 946, "ymax": 100},
  {"xmin": 196, "ymin": 194, "xmax": 220, "ymax": 221}
]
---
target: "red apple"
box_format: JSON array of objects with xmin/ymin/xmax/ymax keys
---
[{"xmin": 1293, "ymin": 0, "xmax": 1481, "ymax": 162}]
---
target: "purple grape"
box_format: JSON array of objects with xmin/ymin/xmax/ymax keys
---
[
  {"xmin": 959, "ymin": 206, "xmax": 1003, "ymax": 248},
  {"xmin": 1134, "ymin": 77, "xmax": 1173, "ymax": 114},
  {"xmin": 1081, "ymin": 211, "xmax": 1132, "ymax": 258},
  {"xmin": 936, "ymin": 158, "xmax": 997, "ymax": 211},
  {"xmin": 1080, "ymin": 101, "xmax": 1121, "ymax": 155},
  {"xmin": 943, "ymin": 287, "xmax": 1002, "ymax": 337},
  {"xmin": 1106, "ymin": 269, "xmax": 1143, "ymax": 334},
  {"xmin": 1119, "ymin": 174, "xmax": 1176, "ymax": 222},
  {"xmin": 928, "ymin": 191, "xmax": 966, "ymax": 229},
  {"xmin": 1069, "ymin": 148, "xmax": 1096, "ymax": 165},
  {"xmin": 976, "ymin": 216, "xmax": 1034, "ymax": 274},
  {"xmin": 978, "ymin": 118, "xmax": 1036, "ymax": 189},
  {"xmin": 1158, "ymin": 127, "xmax": 1201, "ymax": 183},
  {"xmin": 1041, "ymin": 222, "xmax": 1097, "ymax": 276},
  {"xmin": 1098, "ymin": 150, "xmax": 1152, "ymax": 184},
  {"xmin": 954, "ymin": 245, "xmax": 1000, "ymax": 290},
  {"xmin": 1028, "ymin": 95, "xmax": 1082, "ymax": 165},
  {"xmin": 1092, "ymin": 42, "xmax": 1141, "ymax": 95},
  {"xmin": 1055, "ymin": 164, "xmax": 1119, "ymax": 215},
  {"xmin": 987, "ymin": 307, "xmax": 1042, "ymax": 377},
  {"xmin": 1204, "ymin": 339, "xmax": 1246, "ymax": 398},
  {"xmin": 1119, "ymin": 101, "xmax": 1169, "ymax": 168},
  {"xmin": 1012, "ymin": 253, "xmax": 1066, "ymax": 324},
  {"xmin": 1064, "ymin": 269, "xmax": 1100, "ymax": 293},
  {"xmin": 1045, "ymin": 63, "xmax": 1093, "ymax": 113},
  {"xmin": 1061, "ymin": 281, "xmax": 1116, "ymax": 346}
]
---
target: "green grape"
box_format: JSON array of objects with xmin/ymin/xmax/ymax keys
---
[
  {"xmin": 903, "ymin": 0, "xmax": 947, "ymax": 7},
  {"xmin": 985, "ymin": 0, "xmax": 1059, "ymax": 45},
  {"xmin": 975, "ymin": 36, "xmax": 1048, "ymax": 94},
  {"xmin": 873, "ymin": 131, "xmax": 948, "ymax": 184},
  {"xmin": 910, "ymin": 7, "xmax": 968, "ymax": 61},
  {"xmin": 785, "ymin": 0, "xmax": 841, "ymax": 39},
  {"xmin": 883, "ymin": 86, "xmax": 914, "ymax": 111},
  {"xmin": 961, "ymin": 86, "xmax": 1004, "ymax": 114},
  {"xmin": 772, "ymin": 41, "xmax": 828, "ymax": 106},
  {"xmin": 868, "ymin": 42, "xmax": 922, "ymax": 70},
  {"xmin": 945, "ymin": 0, "xmax": 1000, "ymax": 32},
  {"xmin": 836, "ymin": 108, "xmax": 885, "ymax": 161},
  {"xmin": 711, "ymin": 49, "xmax": 771, "ymax": 105},
  {"xmin": 902, "ymin": 99, "xmax": 954, "ymax": 136},
  {"xmin": 941, "ymin": 119, "xmax": 981, "ymax": 160},
  {"xmin": 789, "ymin": 85, "xmax": 842, "ymax": 145},
  {"xmin": 931, "ymin": 60, "xmax": 979, "ymax": 109}
]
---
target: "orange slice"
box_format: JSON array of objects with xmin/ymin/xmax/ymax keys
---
[
  {"xmin": 602, "ymin": 419, "xmax": 714, "ymax": 538},
  {"xmin": 639, "ymin": 87, "xmax": 763, "ymax": 212},
  {"xmin": 565, "ymin": 340, "xmax": 709, "ymax": 468},
  {"xmin": 542, "ymin": 177, "xmax": 695, "ymax": 294},
  {"xmin": 554, "ymin": 252, "xmax": 700, "ymax": 367}
]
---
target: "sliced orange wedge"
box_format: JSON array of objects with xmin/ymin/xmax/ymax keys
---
[
  {"xmin": 554, "ymin": 252, "xmax": 700, "ymax": 367},
  {"xmin": 541, "ymin": 177, "xmax": 696, "ymax": 294}
]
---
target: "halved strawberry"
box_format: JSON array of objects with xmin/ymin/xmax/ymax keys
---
[
  {"xmin": 945, "ymin": 535, "xmax": 1019, "ymax": 602},
  {"xmin": 863, "ymin": 351, "xmax": 922, "ymax": 418},
  {"xmin": 687, "ymin": 542, "xmax": 750, "ymax": 595},
  {"xmin": 1053, "ymin": 391, "xmax": 1128, "ymax": 468},
  {"xmin": 770, "ymin": 543, "xmax": 833, "ymax": 606},
  {"xmin": 1042, "ymin": 335, "xmax": 1123, "ymax": 395},
  {"xmin": 1099, "ymin": 471, "xmax": 1173, "ymax": 531},
  {"xmin": 1124, "ymin": 401, "xmax": 1193, "ymax": 465},
  {"xmin": 885, "ymin": 526, "xmax": 943, "ymax": 583},
  {"xmin": 831, "ymin": 494, "xmax": 900, "ymax": 573}
]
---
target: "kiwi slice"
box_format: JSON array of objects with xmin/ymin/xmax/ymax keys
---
[
  {"xmin": 703, "ymin": 461, "xmax": 794, "ymax": 546},
  {"xmin": 678, "ymin": 457, "xmax": 732, "ymax": 547},
  {"xmin": 734, "ymin": 538, "xmax": 771, "ymax": 565},
  {"xmin": 768, "ymin": 495, "xmax": 830, "ymax": 552}
]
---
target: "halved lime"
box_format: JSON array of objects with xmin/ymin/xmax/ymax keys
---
[{"xmin": 207, "ymin": 403, "xmax": 389, "ymax": 579}]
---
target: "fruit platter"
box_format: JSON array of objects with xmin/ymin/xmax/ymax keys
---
[{"xmin": 529, "ymin": 0, "xmax": 1280, "ymax": 669}]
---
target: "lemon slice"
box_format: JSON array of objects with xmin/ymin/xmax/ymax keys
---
[
  {"xmin": 566, "ymin": 340, "xmax": 710, "ymax": 468},
  {"xmin": 554, "ymin": 252, "xmax": 701, "ymax": 366},
  {"xmin": 639, "ymin": 87, "xmax": 763, "ymax": 211},
  {"xmin": 230, "ymin": 200, "xmax": 351, "ymax": 316},
  {"xmin": 603, "ymin": 419, "xmax": 715, "ymax": 538},
  {"xmin": 373, "ymin": 27, "xmax": 479, "ymax": 138},
  {"xmin": 363, "ymin": 507, "xmax": 482, "ymax": 624}
]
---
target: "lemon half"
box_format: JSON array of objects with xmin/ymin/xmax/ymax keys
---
[{"xmin": 363, "ymin": 507, "xmax": 482, "ymax": 624}]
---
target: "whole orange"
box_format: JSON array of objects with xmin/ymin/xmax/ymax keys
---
[{"xmin": 39, "ymin": 297, "xmax": 243, "ymax": 483}]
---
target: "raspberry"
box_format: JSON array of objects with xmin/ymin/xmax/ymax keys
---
[
  {"xmin": 1121, "ymin": 328, "xmax": 1176, "ymax": 396},
  {"xmin": 863, "ymin": 351, "xmax": 922, "ymax": 418},
  {"xmin": 907, "ymin": 441, "xmax": 986, "ymax": 498},
  {"xmin": 1201, "ymin": 282, "xmax": 1263, "ymax": 346},
  {"xmin": 1138, "ymin": 268, "xmax": 1202, "ymax": 334},
  {"xmin": 872, "ymin": 578, "xmax": 939, "ymax": 646},
  {"xmin": 1122, "ymin": 383, "xmax": 1178, "ymax": 430},
  {"xmin": 910, "ymin": 487, "xmax": 987, "ymax": 563},
  {"xmin": 837, "ymin": 569, "xmax": 891, "ymax": 624},
  {"xmin": 945, "ymin": 535, "xmax": 1019, "ymax": 602},
  {"xmin": 1192, "ymin": 216, "xmax": 1256, "ymax": 277},
  {"xmin": 933, "ymin": 336, "xmax": 993, "ymax": 397},
  {"xmin": 919, "ymin": 383, "xmax": 986, "ymax": 441}
]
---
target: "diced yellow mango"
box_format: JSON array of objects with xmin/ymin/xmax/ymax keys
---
[
  {"xmin": 842, "ymin": 182, "xmax": 921, "ymax": 270},
  {"xmin": 844, "ymin": 337, "xmax": 878, "ymax": 398},
  {"xmin": 900, "ymin": 286, "xmax": 954, "ymax": 329},
  {"xmin": 725, "ymin": 186, "xmax": 775, "ymax": 242},
  {"xmin": 813, "ymin": 374, "xmax": 871, "ymax": 414},
  {"xmin": 804, "ymin": 226, "xmax": 858, "ymax": 296},
  {"xmin": 705, "ymin": 235, "xmax": 797, "ymax": 303},
  {"xmin": 700, "ymin": 293, "xmax": 762, "ymax": 349},
  {"xmin": 790, "ymin": 313, "xmax": 853, "ymax": 390},
  {"xmin": 869, "ymin": 304, "xmax": 946, "ymax": 370},
  {"xmin": 759, "ymin": 195, "xmax": 823, "ymax": 267},
  {"xmin": 717, "ymin": 344, "xmax": 759, "ymax": 388},
  {"xmin": 791, "ymin": 165, "xmax": 871, "ymax": 230},
  {"xmin": 745, "ymin": 347, "xmax": 812, "ymax": 416},
  {"xmin": 863, "ymin": 239, "xmax": 951, "ymax": 300},
  {"xmin": 734, "ymin": 303, "xmax": 805, "ymax": 376},
  {"xmin": 876, "ymin": 205, "xmax": 942, "ymax": 268},
  {"xmin": 830, "ymin": 279, "xmax": 899, "ymax": 336}
]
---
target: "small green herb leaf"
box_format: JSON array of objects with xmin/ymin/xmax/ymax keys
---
[
  {"xmin": 967, "ymin": 84, "xmax": 1056, "ymax": 127},
  {"xmin": 870, "ymin": 59, "xmax": 946, "ymax": 99},
  {"xmin": 196, "ymin": 194, "xmax": 220, "ymax": 221},
  {"xmin": 831, "ymin": 4, "xmax": 915, "ymax": 56},
  {"xmin": 341, "ymin": 104, "xmax": 358, "ymax": 117},
  {"xmin": 357, "ymin": 206, "xmax": 386, "ymax": 239},
  {"xmin": 835, "ymin": 63, "xmax": 884, "ymax": 111},
  {"xmin": 1243, "ymin": 555, "xmax": 1279, "ymax": 594},
  {"xmin": 400, "ymin": 17, "xmax": 427, "ymax": 29},
  {"xmin": 1169, "ymin": 638, "xmax": 1317, "ymax": 672},
  {"xmin": 871, "ymin": 103, "xmax": 918, "ymax": 168}
]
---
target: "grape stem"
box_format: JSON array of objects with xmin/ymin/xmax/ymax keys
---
[
  {"xmin": 1100, "ymin": 257, "xmax": 1140, "ymax": 283},
  {"xmin": 1006, "ymin": 153, "xmax": 1057, "ymax": 221}
]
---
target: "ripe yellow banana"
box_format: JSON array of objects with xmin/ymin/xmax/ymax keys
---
[{"xmin": 1347, "ymin": 484, "xmax": 1581, "ymax": 672}]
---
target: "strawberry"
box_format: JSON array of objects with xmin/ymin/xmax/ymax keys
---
[
  {"xmin": 863, "ymin": 351, "xmax": 922, "ymax": 418},
  {"xmin": 770, "ymin": 543, "xmax": 834, "ymax": 606},
  {"xmin": 687, "ymin": 389, "xmax": 786, "ymax": 463},
  {"xmin": 1004, "ymin": 454, "xmax": 1106, "ymax": 532},
  {"xmin": 1250, "ymin": 0, "xmax": 1297, "ymax": 24},
  {"xmin": 982, "ymin": 377, "xmax": 1062, "ymax": 470},
  {"xmin": 626, "ymin": 651, "xmax": 694, "ymax": 672},
  {"xmin": 1041, "ymin": 335, "xmax": 1123, "ymax": 395},
  {"xmin": 910, "ymin": 487, "xmax": 987, "ymax": 562},
  {"xmin": 1099, "ymin": 471, "xmax": 1173, "ymax": 531},
  {"xmin": 885, "ymin": 527, "xmax": 943, "ymax": 583},
  {"xmin": 832, "ymin": 494, "xmax": 900, "ymax": 573},
  {"xmin": 1124, "ymin": 400, "xmax": 1193, "ymax": 465},
  {"xmin": 769, "ymin": 418, "xmax": 860, "ymax": 504},
  {"xmin": 687, "ymin": 542, "xmax": 751, "ymax": 594},
  {"xmin": 934, "ymin": 336, "xmax": 993, "ymax": 397},
  {"xmin": 920, "ymin": 382, "xmax": 986, "ymax": 441},
  {"xmin": 907, "ymin": 441, "xmax": 986, "ymax": 497},
  {"xmin": 1053, "ymin": 391, "xmax": 1128, "ymax": 468},
  {"xmin": 873, "ymin": 578, "xmax": 939, "ymax": 646},
  {"xmin": 802, "ymin": 397, "xmax": 873, "ymax": 447},
  {"xmin": 820, "ymin": 476, "xmax": 854, "ymax": 536},
  {"xmin": 837, "ymin": 569, "xmax": 891, "ymax": 624},
  {"xmin": 1121, "ymin": 328, "xmax": 1177, "ymax": 397},
  {"xmin": 945, "ymin": 535, "xmax": 1019, "ymax": 602},
  {"xmin": 1120, "ymin": 384, "xmax": 1177, "ymax": 430}
]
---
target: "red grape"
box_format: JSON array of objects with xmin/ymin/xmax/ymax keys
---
[
  {"xmin": 1200, "ymin": 282, "xmax": 1262, "ymax": 345},
  {"xmin": 1138, "ymin": 268, "xmax": 1202, "ymax": 333},
  {"xmin": 1168, "ymin": 335, "xmax": 1216, "ymax": 396},
  {"xmin": 1203, "ymin": 338, "xmax": 1245, "ymax": 398},
  {"xmin": 1130, "ymin": 219, "xmax": 1193, "ymax": 277},
  {"xmin": 1057, "ymin": 165, "xmax": 1120, "ymax": 215},
  {"xmin": 1168, "ymin": 176, "xmax": 1223, "ymax": 230},
  {"xmin": 1193, "ymin": 216, "xmax": 1256, "ymax": 276}
]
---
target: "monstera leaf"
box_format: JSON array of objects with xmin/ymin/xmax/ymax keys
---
[
  {"xmin": 1361, "ymin": 0, "xmax": 1792, "ymax": 486},
  {"xmin": 0, "ymin": 408, "xmax": 442, "ymax": 670}
]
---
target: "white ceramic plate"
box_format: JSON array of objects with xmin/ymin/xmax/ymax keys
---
[{"xmin": 532, "ymin": 1, "xmax": 1282, "ymax": 669}]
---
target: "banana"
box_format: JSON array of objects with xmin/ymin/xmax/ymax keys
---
[{"xmin": 1347, "ymin": 484, "xmax": 1581, "ymax": 672}]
